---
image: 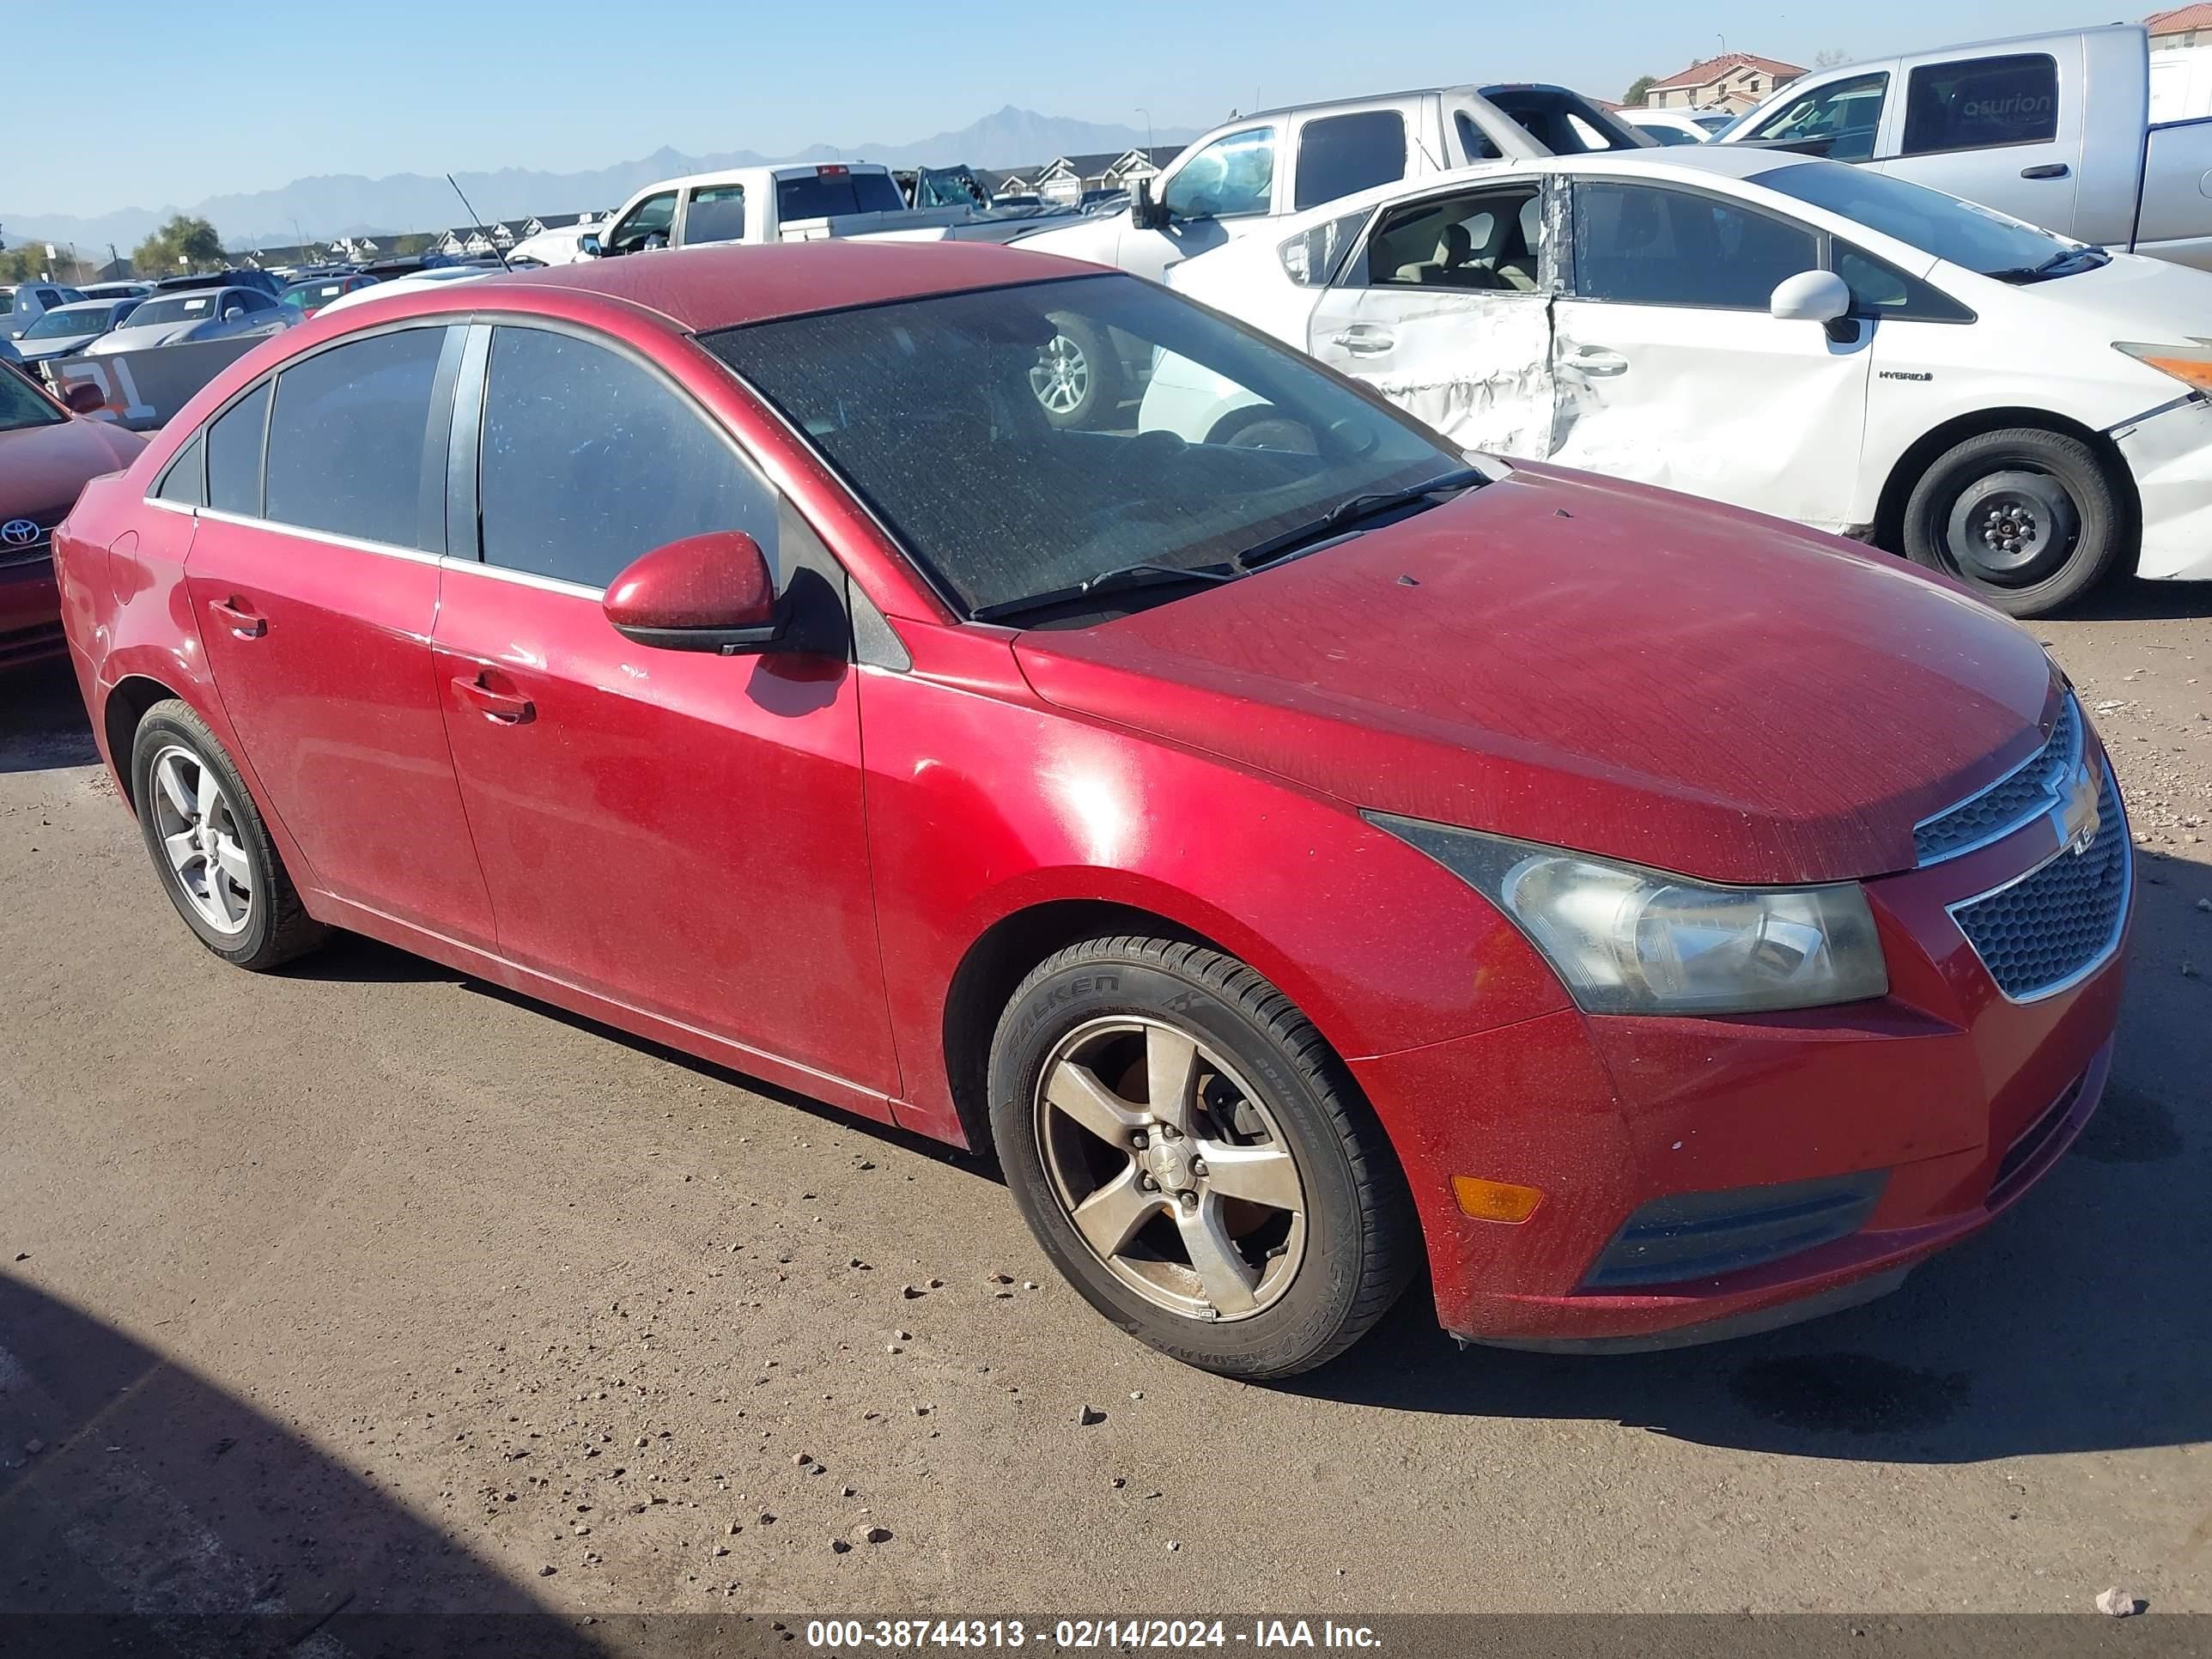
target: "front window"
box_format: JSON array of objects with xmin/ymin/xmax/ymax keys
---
[
  {"xmin": 1752, "ymin": 161, "xmax": 2091, "ymax": 278},
  {"xmin": 1160, "ymin": 128, "xmax": 1277, "ymax": 221},
  {"xmin": 607, "ymin": 191, "xmax": 678, "ymax": 254},
  {"xmin": 23, "ymin": 307, "xmax": 101, "ymax": 339},
  {"xmin": 0, "ymin": 368, "xmax": 64, "ymax": 433},
  {"xmin": 1571, "ymin": 181, "xmax": 1818, "ymax": 308},
  {"xmin": 703, "ymin": 274, "xmax": 1460, "ymax": 620},
  {"xmin": 1742, "ymin": 71, "xmax": 1888, "ymax": 161}
]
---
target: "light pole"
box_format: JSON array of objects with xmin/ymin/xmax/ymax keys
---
[{"xmin": 1136, "ymin": 106, "xmax": 1153, "ymax": 155}]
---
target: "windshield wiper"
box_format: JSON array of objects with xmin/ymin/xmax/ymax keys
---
[
  {"xmin": 1987, "ymin": 245, "xmax": 2109, "ymax": 283},
  {"xmin": 1232, "ymin": 467, "xmax": 1487, "ymax": 572},
  {"xmin": 969, "ymin": 561, "xmax": 1237, "ymax": 623}
]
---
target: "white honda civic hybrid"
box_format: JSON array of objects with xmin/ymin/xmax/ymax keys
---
[{"xmin": 1141, "ymin": 144, "xmax": 2212, "ymax": 615}]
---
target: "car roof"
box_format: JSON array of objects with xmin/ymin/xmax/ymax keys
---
[
  {"xmin": 45, "ymin": 298, "xmax": 128, "ymax": 316},
  {"xmin": 446, "ymin": 240, "xmax": 1103, "ymax": 333}
]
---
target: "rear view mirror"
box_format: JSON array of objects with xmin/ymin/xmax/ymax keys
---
[
  {"xmin": 1130, "ymin": 179, "xmax": 1169, "ymax": 232},
  {"xmin": 1770, "ymin": 270, "xmax": 1851, "ymax": 325},
  {"xmin": 604, "ymin": 531, "xmax": 781, "ymax": 654},
  {"xmin": 63, "ymin": 381, "xmax": 108, "ymax": 416}
]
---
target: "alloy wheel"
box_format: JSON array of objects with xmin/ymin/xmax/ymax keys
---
[
  {"xmin": 1031, "ymin": 1015, "xmax": 1306, "ymax": 1322},
  {"xmin": 1029, "ymin": 333, "xmax": 1091, "ymax": 416},
  {"xmin": 149, "ymin": 744, "xmax": 254, "ymax": 936}
]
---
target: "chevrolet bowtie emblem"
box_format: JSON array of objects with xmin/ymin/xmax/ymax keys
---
[{"xmin": 2051, "ymin": 763, "xmax": 2100, "ymax": 856}]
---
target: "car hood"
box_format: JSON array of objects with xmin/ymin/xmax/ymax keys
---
[
  {"xmin": 0, "ymin": 415, "xmax": 145, "ymax": 524},
  {"xmin": 1012, "ymin": 463, "xmax": 2058, "ymax": 885},
  {"xmin": 87, "ymin": 321, "xmax": 203, "ymax": 353},
  {"xmin": 1963, "ymin": 250, "xmax": 2212, "ymax": 344},
  {"xmin": 15, "ymin": 335, "xmax": 97, "ymax": 363}
]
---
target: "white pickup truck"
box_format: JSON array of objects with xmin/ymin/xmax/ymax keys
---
[
  {"xmin": 1719, "ymin": 24, "xmax": 2212, "ymax": 269},
  {"xmin": 586, "ymin": 161, "xmax": 1061, "ymax": 257}
]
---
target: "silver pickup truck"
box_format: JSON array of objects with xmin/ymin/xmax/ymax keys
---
[{"xmin": 1719, "ymin": 23, "xmax": 2212, "ymax": 270}]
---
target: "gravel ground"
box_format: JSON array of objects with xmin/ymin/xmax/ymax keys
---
[{"xmin": 0, "ymin": 580, "xmax": 2207, "ymax": 1627}]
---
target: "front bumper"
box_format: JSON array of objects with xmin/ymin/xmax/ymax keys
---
[
  {"xmin": 1348, "ymin": 767, "xmax": 2130, "ymax": 1351},
  {"xmin": 0, "ymin": 550, "xmax": 64, "ymax": 669},
  {"xmin": 2112, "ymin": 393, "xmax": 2212, "ymax": 581}
]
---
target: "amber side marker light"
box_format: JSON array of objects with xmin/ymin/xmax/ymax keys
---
[
  {"xmin": 2115, "ymin": 341, "xmax": 2212, "ymax": 393},
  {"xmin": 1453, "ymin": 1176, "xmax": 1544, "ymax": 1223}
]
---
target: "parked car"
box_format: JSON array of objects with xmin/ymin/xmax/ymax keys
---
[
  {"xmin": 81, "ymin": 282, "xmax": 155, "ymax": 302},
  {"xmin": 1720, "ymin": 24, "xmax": 2212, "ymax": 269},
  {"xmin": 4, "ymin": 282, "xmax": 88, "ymax": 341},
  {"xmin": 82, "ymin": 286, "xmax": 295, "ymax": 356},
  {"xmin": 1150, "ymin": 144, "xmax": 2212, "ymax": 615},
  {"xmin": 2, "ymin": 365, "xmax": 143, "ymax": 667},
  {"xmin": 1623, "ymin": 108, "xmax": 1728, "ymax": 144},
  {"xmin": 280, "ymin": 274, "xmax": 378, "ymax": 318},
  {"xmin": 154, "ymin": 267, "xmax": 287, "ymax": 301},
  {"xmin": 505, "ymin": 224, "xmax": 602, "ymax": 267},
  {"xmin": 12, "ymin": 297, "xmax": 144, "ymax": 364},
  {"xmin": 55, "ymin": 242, "xmax": 2127, "ymax": 1376},
  {"xmin": 313, "ymin": 264, "xmax": 500, "ymax": 316}
]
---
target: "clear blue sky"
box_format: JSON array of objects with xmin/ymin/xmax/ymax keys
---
[{"xmin": 21, "ymin": 0, "xmax": 2123, "ymax": 216}]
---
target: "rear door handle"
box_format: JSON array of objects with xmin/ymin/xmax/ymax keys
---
[
  {"xmin": 2021, "ymin": 162, "xmax": 2069, "ymax": 179},
  {"xmin": 451, "ymin": 673, "xmax": 535, "ymax": 726},
  {"xmin": 207, "ymin": 596, "xmax": 266, "ymax": 638},
  {"xmin": 1329, "ymin": 329, "xmax": 1396, "ymax": 355},
  {"xmin": 1568, "ymin": 348, "xmax": 1630, "ymax": 376}
]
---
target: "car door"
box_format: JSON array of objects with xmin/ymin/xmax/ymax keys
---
[
  {"xmin": 1122, "ymin": 125, "xmax": 1281, "ymax": 282},
  {"xmin": 604, "ymin": 190, "xmax": 679, "ymax": 255},
  {"xmin": 1306, "ymin": 177, "xmax": 1558, "ymax": 457},
  {"xmin": 430, "ymin": 322, "xmax": 899, "ymax": 1094},
  {"xmin": 1876, "ymin": 48, "xmax": 2080, "ymax": 234},
  {"xmin": 1547, "ymin": 177, "xmax": 1873, "ymax": 532},
  {"xmin": 182, "ymin": 322, "xmax": 499, "ymax": 943}
]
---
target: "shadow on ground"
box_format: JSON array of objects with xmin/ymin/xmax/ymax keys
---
[
  {"xmin": 0, "ymin": 660, "xmax": 99, "ymax": 774},
  {"xmin": 0, "ymin": 1275, "xmax": 602, "ymax": 1656}
]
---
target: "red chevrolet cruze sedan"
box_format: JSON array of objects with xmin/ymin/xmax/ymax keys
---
[{"xmin": 54, "ymin": 243, "xmax": 2129, "ymax": 1376}]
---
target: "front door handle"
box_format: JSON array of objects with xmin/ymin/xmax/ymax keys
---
[
  {"xmin": 1330, "ymin": 329, "xmax": 1396, "ymax": 355},
  {"xmin": 208, "ymin": 596, "xmax": 266, "ymax": 638},
  {"xmin": 451, "ymin": 672, "xmax": 535, "ymax": 726},
  {"xmin": 2021, "ymin": 162, "xmax": 2069, "ymax": 179},
  {"xmin": 1568, "ymin": 347, "xmax": 1630, "ymax": 377}
]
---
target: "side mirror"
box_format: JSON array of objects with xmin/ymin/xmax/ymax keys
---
[
  {"xmin": 1130, "ymin": 178, "xmax": 1170, "ymax": 231},
  {"xmin": 603, "ymin": 531, "xmax": 781, "ymax": 654},
  {"xmin": 222, "ymin": 303, "xmax": 245, "ymax": 319},
  {"xmin": 64, "ymin": 381, "xmax": 108, "ymax": 416},
  {"xmin": 1770, "ymin": 269, "xmax": 1851, "ymax": 325},
  {"xmin": 578, "ymin": 234, "xmax": 602, "ymax": 258}
]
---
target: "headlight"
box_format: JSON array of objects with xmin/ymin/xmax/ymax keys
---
[
  {"xmin": 1368, "ymin": 814, "xmax": 1888, "ymax": 1015},
  {"xmin": 2114, "ymin": 340, "xmax": 2212, "ymax": 393}
]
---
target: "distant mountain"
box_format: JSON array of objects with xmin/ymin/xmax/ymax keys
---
[{"xmin": 1, "ymin": 106, "xmax": 1199, "ymax": 254}]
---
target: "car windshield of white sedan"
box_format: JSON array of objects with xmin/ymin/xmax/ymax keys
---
[
  {"xmin": 0, "ymin": 370, "xmax": 64, "ymax": 431},
  {"xmin": 127, "ymin": 295, "xmax": 216, "ymax": 325},
  {"xmin": 704, "ymin": 274, "xmax": 1462, "ymax": 618},
  {"xmin": 1750, "ymin": 162, "xmax": 2100, "ymax": 279}
]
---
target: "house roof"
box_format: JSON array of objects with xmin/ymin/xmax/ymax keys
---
[
  {"xmin": 1648, "ymin": 51, "xmax": 1806, "ymax": 92},
  {"xmin": 2147, "ymin": 3, "xmax": 2212, "ymax": 29}
]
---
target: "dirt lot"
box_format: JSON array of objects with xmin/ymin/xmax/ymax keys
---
[{"xmin": 1, "ymin": 580, "xmax": 2208, "ymax": 1633}]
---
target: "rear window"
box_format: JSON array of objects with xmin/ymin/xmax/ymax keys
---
[
  {"xmin": 1902, "ymin": 54, "xmax": 2059, "ymax": 155},
  {"xmin": 264, "ymin": 326, "xmax": 449, "ymax": 550},
  {"xmin": 1293, "ymin": 111, "xmax": 1408, "ymax": 210},
  {"xmin": 775, "ymin": 170, "xmax": 907, "ymax": 221},
  {"xmin": 128, "ymin": 295, "xmax": 216, "ymax": 325}
]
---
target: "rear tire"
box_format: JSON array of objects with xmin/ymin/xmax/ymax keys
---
[
  {"xmin": 131, "ymin": 701, "xmax": 329, "ymax": 970},
  {"xmin": 1900, "ymin": 427, "xmax": 2124, "ymax": 617},
  {"xmin": 988, "ymin": 936, "xmax": 1417, "ymax": 1378}
]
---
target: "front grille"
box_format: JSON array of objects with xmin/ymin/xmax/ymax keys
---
[
  {"xmin": 1915, "ymin": 695, "xmax": 2081, "ymax": 865},
  {"xmin": 1950, "ymin": 762, "xmax": 2129, "ymax": 1000},
  {"xmin": 1580, "ymin": 1170, "xmax": 1888, "ymax": 1289}
]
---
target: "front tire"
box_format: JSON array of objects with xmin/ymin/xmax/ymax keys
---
[
  {"xmin": 131, "ymin": 701, "xmax": 328, "ymax": 970},
  {"xmin": 1030, "ymin": 313, "xmax": 1125, "ymax": 431},
  {"xmin": 988, "ymin": 937, "xmax": 1417, "ymax": 1378},
  {"xmin": 1900, "ymin": 428, "xmax": 2124, "ymax": 617}
]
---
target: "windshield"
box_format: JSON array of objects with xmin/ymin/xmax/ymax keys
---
[
  {"xmin": 283, "ymin": 281, "xmax": 350, "ymax": 307},
  {"xmin": 0, "ymin": 368, "xmax": 64, "ymax": 432},
  {"xmin": 775, "ymin": 170, "xmax": 908, "ymax": 221},
  {"xmin": 23, "ymin": 307, "xmax": 108, "ymax": 338},
  {"xmin": 704, "ymin": 273, "xmax": 1460, "ymax": 619},
  {"xmin": 126, "ymin": 295, "xmax": 218, "ymax": 325},
  {"xmin": 1751, "ymin": 161, "xmax": 2076, "ymax": 275}
]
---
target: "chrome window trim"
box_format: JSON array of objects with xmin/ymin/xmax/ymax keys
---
[
  {"xmin": 436, "ymin": 553, "xmax": 604, "ymax": 601},
  {"xmin": 1913, "ymin": 693, "xmax": 2082, "ymax": 866},
  {"xmin": 193, "ymin": 505, "xmax": 443, "ymax": 567},
  {"xmin": 1943, "ymin": 757, "xmax": 2131, "ymax": 1005}
]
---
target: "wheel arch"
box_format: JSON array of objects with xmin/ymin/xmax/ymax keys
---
[
  {"xmin": 1871, "ymin": 405, "xmax": 2141, "ymax": 568},
  {"xmin": 100, "ymin": 673, "xmax": 185, "ymax": 811}
]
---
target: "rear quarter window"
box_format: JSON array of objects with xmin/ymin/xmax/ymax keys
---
[
  {"xmin": 1293, "ymin": 111, "xmax": 1408, "ymax": 210},
  {"xmin": 205, "ymin": 382, "xmax": 271, "ymax": 517}
]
